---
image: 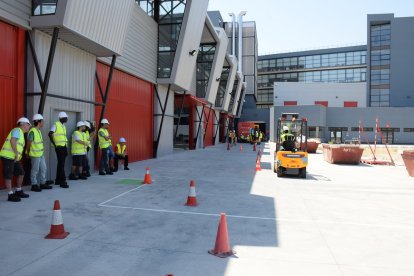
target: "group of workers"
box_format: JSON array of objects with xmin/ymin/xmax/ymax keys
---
[{"xmin": 0, "ymin": 112, "xmax": 129, "ymax": 202}]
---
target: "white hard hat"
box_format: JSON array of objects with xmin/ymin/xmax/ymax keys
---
[
  {"xmin": 84, "ymin": 121, "xmax": 91, "ymax": 128},
  {"xmin": 17, "ymin": 117, "xmax": 31, "ymax": 125},
  {"xmin": 283, "ymin": 126, "xmax": 289, "ymax": 131},
  {"xmin": 101, "ymin": 118, "xmax": 109, "ymax": 125},
  {"xmin": 58, "ymin": 112, "xmax": 68, "ymax": 118},
  {"xmin": 76, "ymin": 121, "xmax": 86, "ymax": 127},
  {"xmin": 119, "ymin": 137, "xmax": 126, "ymax": 143},
  {"xmin": 33, "ymin": 114, "xmax": 44, "ymax": 121}
]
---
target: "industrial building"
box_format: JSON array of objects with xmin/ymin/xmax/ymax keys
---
[
  {"xmin": 0, "ymin": 1, "xmax": 258, "ymax": 188},
  {"xmin": 241, "ymin": 13, "xmax": 414, "ymax": 144}
]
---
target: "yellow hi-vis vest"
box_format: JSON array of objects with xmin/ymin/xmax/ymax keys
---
[
  {"xmin": 28, "ymin": 128, "xmax": 44, "ymax": 157},
  {"xmin": 0, "ymin": 128, "xmax": 25, "ymax": 161},
  {"xmin": 52, "ymin": 121, "xmax": 67, "ymax": 147},
  {"xmin": 85, "ymin": 130, "xmax": 91, "ymax": 148},
  {"xmin": 71, "ymin": 130, "xmax": 86, "ymax": 155},
  {"xmin": 116, "ymin": 143, "xmax": 126, "ymax": 155},
  {"xmin": 98, "ymin": 128, "xmax": 111, "ymax": 149}
]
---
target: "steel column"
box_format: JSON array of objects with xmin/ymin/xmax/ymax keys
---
[
  {"xmin": 94, "ymin": 55, "xmax": 117, "ymax": 162},
  {"xmin": 174, "ymin": 91, "xmax": 187, "ymax": 143},
  {"xmin": 38, "ymin": 27, "xmax": 59, "ymax": 114},
  {"xmin": 213, "ymin": 111, "xmax": 220, "ymax": 145},
  {"xmin": 202, "ymin": 104, "xmax": 213, "ymax": 147},
  {"xmin": 95, "ymin": 71, "xmax": 105, "ymax": 101},
  {"xmin": 194, "ymin": 104, "xmax": 205, "ymax": 148},
  {"xmin": 153, "ymin": 84, "xmax": 171, "ymax": 158},
  {"xmin": 98, "ymin": 55, "xmax": 117, "ymax": 125},
  {"xmin": 26, "ymin": 31, "xmax": 44, "ymax": 91}
]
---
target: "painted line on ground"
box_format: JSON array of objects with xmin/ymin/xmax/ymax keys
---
[
  {"xmin": 99, "ymin": 185, "xmax": 145, "ymax": 206},
  {"xmin": 98, "ymin": 203, "xmax": 414, "ymax": 229}
]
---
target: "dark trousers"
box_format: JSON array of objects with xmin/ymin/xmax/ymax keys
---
[
  {"xmin": 55, "ymin": 146, "xmax": 67, "ymax": 184},
  {"xmin": 82, "ymin": 154, "xmax": 90, "ymax": 173},
  {"xmin": 99, "ymin": 148, "xmax": 109, "ymax": 172},
  {"xmin": 114, "ymin": 154, "xmax": 128, "ymax": 171}
]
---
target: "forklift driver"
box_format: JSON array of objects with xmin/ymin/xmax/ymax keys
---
[{"xmin": 281, "ymin": 126, "xmax": 296, "ymax": 151}]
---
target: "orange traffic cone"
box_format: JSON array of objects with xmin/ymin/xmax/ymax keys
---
[
  {"xmin": 142, "ymin": 167, "xmax": 152, "ymax": 184},
  {"xmin": 208, "ymin": 213, "xmax": 235, "ymax": 258},
  {"xmin": 45, "ymin": 200, "xmax": 69, "ymax": 239},
  {"xmin": 240, "ymin": 144, "xmax": 243, "ymax": 152},
  {"xmin": 185, "ymin": 180, "xmax": 198, "ymax": 206},
  {"xmin": 255, "ymin": 157, "xmax": 261, "ymax": 171},
  {"xmin": 253, "ymin": 143, "xmax": 256, "ymax": 151}
]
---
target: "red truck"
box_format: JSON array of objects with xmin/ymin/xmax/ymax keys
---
[{"xmin": 238, "ymin": 121, "xmax": 256, "ymax": 143}]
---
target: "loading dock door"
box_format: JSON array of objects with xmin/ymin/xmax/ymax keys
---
[
  {"xmin": 95, "ymin": 62, "xmax": 153, "ymax": 164},
  {"xmin": 0, "ymin": 21, "xmax": 24, "ymax": 188}
]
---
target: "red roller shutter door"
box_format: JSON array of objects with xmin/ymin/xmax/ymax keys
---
[
  {"xmin": 95, "ymin": 62, "xmax": 153, "ymax": 164},
  {"xmin": 0, "ymin": 21, "xmax": 25, "ymax": 189}
]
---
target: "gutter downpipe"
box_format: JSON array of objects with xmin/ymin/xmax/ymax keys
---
[{"xmin": 237, "ymin": 11, "xmax": 247, "ymax": 73}]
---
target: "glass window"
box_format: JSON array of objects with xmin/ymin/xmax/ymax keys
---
[
  {"xmin": 32, "ymin": 0, "xmax": 58, "ymax": 15},
  {"xmin": 157, "ymin": 0, "xmax": 187, "ymax": 78}
]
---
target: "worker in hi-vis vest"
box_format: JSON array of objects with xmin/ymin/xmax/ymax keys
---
[
  {"xmin": 82, "ymin": 120, "xmax": 95, "ymax": 177},
  {"xmin": 69, "ymin": 121, "xmax": 89, "ymax": 180},
  {"xmin": 0, "ymin": 117, "xmax": 31, "ymax": 202},
  {"xmin": 48, "ymin": 112, "xmax": 69, "ymax": 188},
  {"xmin": 26, "ymin": 114, "xmax": 53, "ymax": 193},
  {"xmin": 98, "ymin": 118, "xmax": 114, "ymax": 175},
  {"xmin": 114, "ymin": 137, "xmax": 129, "ymax": 172}
]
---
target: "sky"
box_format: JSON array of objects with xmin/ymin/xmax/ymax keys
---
[{"xmin": 208, "ymin": 0, "xmax": 414, "ymax": 55}]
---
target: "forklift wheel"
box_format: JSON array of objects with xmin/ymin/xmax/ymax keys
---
[
  {"xmin": 300, "ymin": 168, "xmax": 307, "ymax": 179},
  {"xmin": 277, "ymin": 167, "xmax": 283, "ymax": 177}
]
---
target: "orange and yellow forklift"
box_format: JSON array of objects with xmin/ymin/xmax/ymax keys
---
[{"xmin": 274, "ymin": 113, "xmax": 308, "ymax": 178}]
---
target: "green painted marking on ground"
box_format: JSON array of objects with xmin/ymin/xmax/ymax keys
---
[{"xmin": 116, "ymin": 179, "xmax": 143, "ymax": 185}]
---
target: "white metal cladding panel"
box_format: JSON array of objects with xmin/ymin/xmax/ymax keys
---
[
  {"xmin": 274, "ymin": 82, "xmax": 367, "ymax": 107},
  {"xmin": 99, "ymin": 4, "xmax": 157, "ymax": 83},
  {"xmin": 222, "ymin": 56, "xmax": 237, "ymax": 112},
  {"xmin": 231, "ymin": 73, "xmax": 243, "ymax": 115},
  {"xmin": 33, "ymin": 30, "xmax": 96, "ymax": 102},
  {"xmin": 0, "ymin": 0, "xmax": 31, "ymax": 29},
  {"xmin": 205, "ymin": 28, "xmax": 228, "ymax": 104},
  {"xmin": 170, "ymin": 0, "xmax": 209, "ymax": 91},
  {"xmin": 63, "ymin": 0, "xmax": 133, "ymax": 55},
  {"xmin": 154, "ymin": 84, "xmax": 174, "ymax": 157}
]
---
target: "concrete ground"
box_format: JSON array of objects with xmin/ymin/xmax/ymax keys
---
[{"xmin": 1, "ymin": 142, "xmax": 414, "ymax": 276}]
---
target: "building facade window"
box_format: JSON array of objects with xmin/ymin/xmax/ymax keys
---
[
  {"xmin": 227, "ymin": 79, "xmax": 238, "ymax": 112},
  {"xmin": 369, "ymin": 23, "xmax": 391, "ymax": 107},
  {"xmin": 258, "ymin": 50, "xmax": 366, "ymax": 73},
  {"xmin": 157, "ymin": 0, "xmax": 187, "ymax": 78},
  {"xmin": 215, "ymin": 67, "xmax": 230, "ymax": 108},
  {"xmin": 32, "ymin": 0, "xmax": 58, "ymax": 15},
  {"xmin": 196, "ymin": 44, "xmax": 216, "ymax": 99}
]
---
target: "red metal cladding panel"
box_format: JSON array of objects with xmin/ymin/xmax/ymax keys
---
[
  {"xmin": 0, "ymin": 21, "xmax": 25, "ymax": 189},
  {"xmin": 315, "ymin": 101, "xmax": 328, "ymax": 107},
  {"xmin": 284, "ymin": 101, "xmax": 297, "ymax": 106},
  {"xmin": 203, "ymin": 108, "xmax": 214, "ymax": 147},
  {"xmin": 95, "ymin": 62, "xmax": 153, "ymax": 164},
  {"xmin": 344, "ymin": 101, "xmax": 358, "ymax": 107}
]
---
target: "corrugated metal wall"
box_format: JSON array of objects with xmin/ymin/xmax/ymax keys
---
[
  {"xmin": 64, "ymin": 0, "xmax": 133, "ymax": 55},
  {"xmin": 0, "ymin": 0, "xmax": 31, "ymax": 29},
  {"xmin": 27, "ymin": 30, "xmax": 96, "ymax": 180},
  {"xmin": 95, "ymin": 62, "xmax": 153, "ymax": 162},
  {"xmin": 0, "ymin": 21, "xmax": 25, "ymax": 188},
  {"xmin": 99, "ymin": 4, "xmax": 157, "ymax": 84}
]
